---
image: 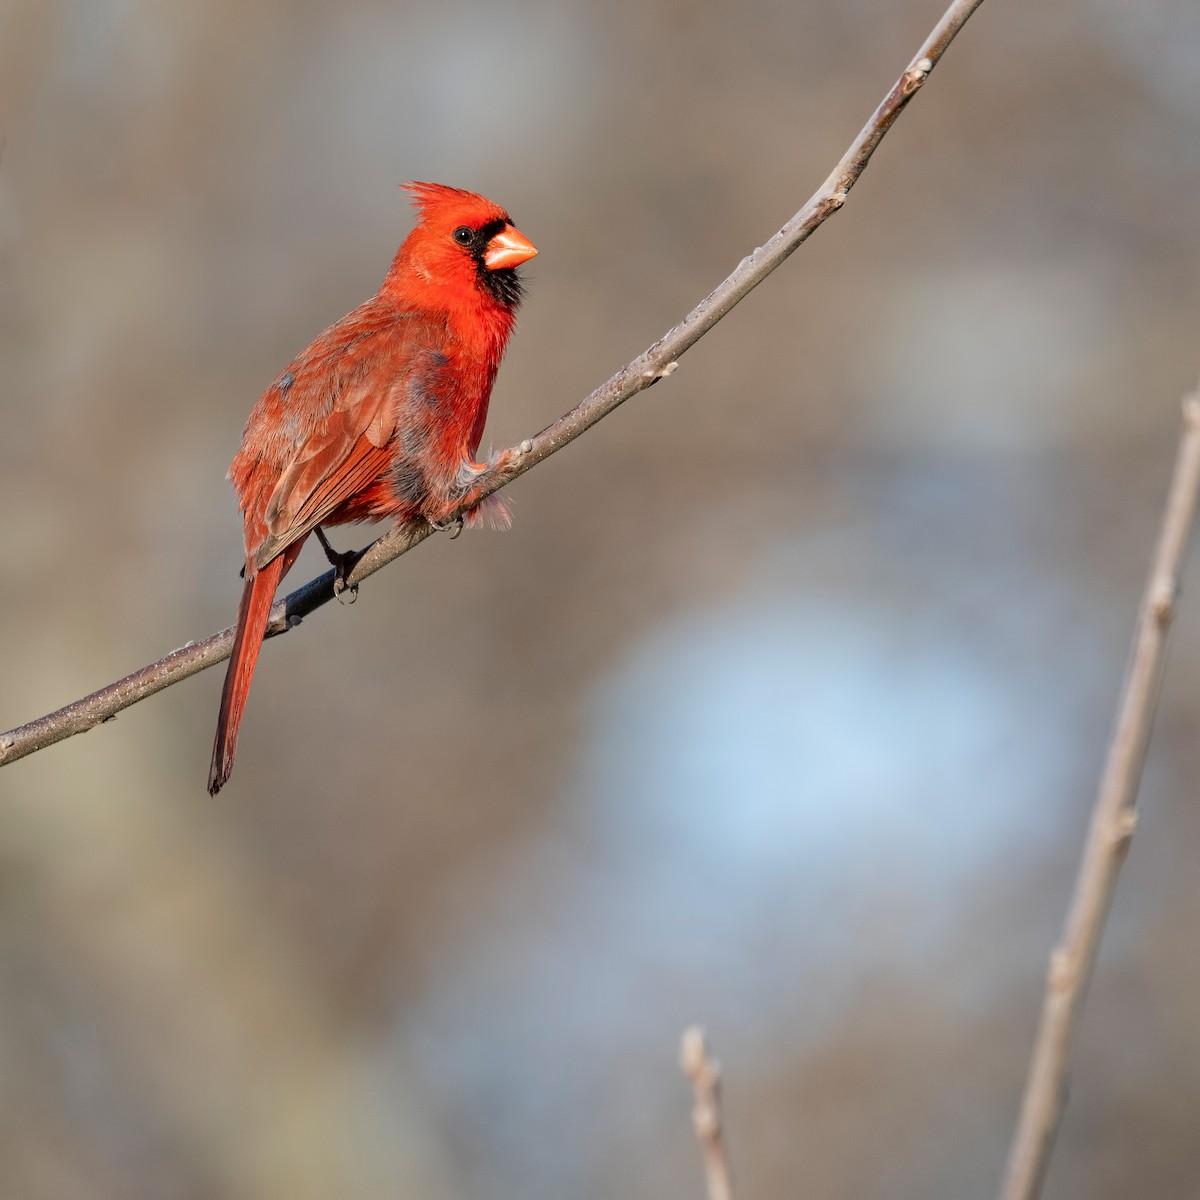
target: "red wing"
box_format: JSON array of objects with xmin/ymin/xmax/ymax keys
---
[
  {"xmin": 243, "ymin": 307, "xmax": 450, "ymax": 569},
  {"xmin": 253, "ymin": 417, "xmax": 393, "ymax": 569}
]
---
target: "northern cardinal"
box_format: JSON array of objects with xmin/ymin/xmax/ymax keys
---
[{"xmin": 208, "ymin": 183, "xmax": 537, "ymax": 795}]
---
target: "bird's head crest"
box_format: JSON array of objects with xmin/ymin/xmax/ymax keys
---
[{"xmin": 401, "ymin": 181, "xmax": 508, "ymax": 229}]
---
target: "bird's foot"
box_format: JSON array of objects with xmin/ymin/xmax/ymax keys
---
[
  {"xmin": 332, "ymin": 568, "xmax": 360, "ymax": 604},
  {"xmin": 428, "ymin": 514, "xmax": 465, "ymax": 540},
  {"xmin": 314, "ymin": 526, "xmax": 361, "ymax": 604}
]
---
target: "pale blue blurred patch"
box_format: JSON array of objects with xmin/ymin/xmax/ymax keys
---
[{"xmin": 381, "ymin": 493, "xmax": 1109, "ymax": 1194}]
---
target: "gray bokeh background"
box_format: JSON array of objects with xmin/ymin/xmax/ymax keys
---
[{"xmin": 2, "ymin": 1, "xmax": 1199, "ymax": 1197}]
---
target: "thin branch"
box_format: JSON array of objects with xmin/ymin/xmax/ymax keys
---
[
  {"xmin": 999, "ymin": 385, "xmax": 1200, "ymax": 1200},
  {"xmin": 680, "ymin": 1026, "xmax": 735, "ymax": 1200},
  {"xmin": 0, "ymin": 0, "xmax": 989, "ymax": 769}
]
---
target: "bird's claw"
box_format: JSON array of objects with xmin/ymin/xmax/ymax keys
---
[
  {"xmin": 429, "ymin": 514, "xmax": 465, "ymax": 540},
  {"xmin": 313, "ymin": 527, "xmax": 362, "ymax": 603},
  {"xmin": 328, "ymin": 549, "xmax": 362, "ymax": 604}
]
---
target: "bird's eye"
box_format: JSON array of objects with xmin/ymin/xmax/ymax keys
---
[{"xmin": 452, "ymin": 226, "xmax": 474, "ymax": 246}]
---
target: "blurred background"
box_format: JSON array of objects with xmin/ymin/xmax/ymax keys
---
[{"xmin": 2, "ymin": 0, "xmax": 1199, "ymax": 1196}]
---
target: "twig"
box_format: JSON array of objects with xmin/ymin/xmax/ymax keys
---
[
  {"xmin": 681, "ymin": 1026, "xmax": 735, "ymax": 1200},
  {"xmin": 999, "ymin": 385, "xmax": 1200, "ymax": 1200},
  {"xmin": 0, "ymin": 0, "xmax": 989, "ymax": 769}
]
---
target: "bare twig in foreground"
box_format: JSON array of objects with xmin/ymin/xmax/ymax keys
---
[
  {"xmin": 999, "ymin": 385, "xmax": 1200, "ymax": 1200},
  {"xmin": 0, "ymin": 0, "xmax": 989, "ymax": 770},
  {"xmin": 681, "ymin": 1027, "xmax": 735, "ymax": 1200}
]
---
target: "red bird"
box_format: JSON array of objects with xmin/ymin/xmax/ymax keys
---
[{"xmin": 208, "ymin": 183, "xmax": 537, "ymax": 795}]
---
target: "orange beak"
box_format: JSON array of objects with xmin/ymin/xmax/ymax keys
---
[{"xmin": 484, "ymin": 224, "xmax": 538, "ymax": 270}]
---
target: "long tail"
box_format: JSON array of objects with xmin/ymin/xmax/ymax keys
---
[{"xmin": 208, "ymin": 549, "xmax": 293, "ymax": 795}]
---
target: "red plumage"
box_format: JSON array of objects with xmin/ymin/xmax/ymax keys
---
[{"xmin": 208, "ymin": 183, "xmax": 537, "ymax": 794}]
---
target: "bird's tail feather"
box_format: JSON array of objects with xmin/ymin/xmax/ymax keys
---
[{"xmin": 208, "ymin": 546, "xmax": 296, "ymax": 795}]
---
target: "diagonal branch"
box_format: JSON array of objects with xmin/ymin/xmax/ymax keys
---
[
  {"xmin": 999, "ymin": 385, "xmax": 1200, "ymax": 1200},
  {"xmin": 0, "ymin": 0, "xmax": 989, "ymax": 770}
]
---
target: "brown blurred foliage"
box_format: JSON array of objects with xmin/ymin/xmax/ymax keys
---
[{"xmin": 1, "ymin": 1, "xmax": 1198, "ymax": 1197}]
